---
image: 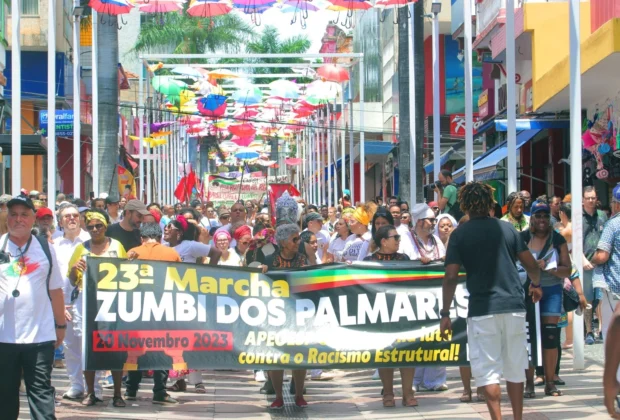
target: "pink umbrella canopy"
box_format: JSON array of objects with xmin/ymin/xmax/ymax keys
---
[
  {"xmin": 229, "ymin": 123, "xmax": 257, "ymax": 137},
  {"xmin": 230, "ymin": 136, "xmax": 255, "ymax": 147},
  {"xmin": 317, "ymin": 64, "xmax": 350, "ymax": 82},
  {"xmin": 187, "ymin": 0, "xmax": 233, "ymax": 16},
  {"xmin": 285, "ymin": 157, "xmax": 302, "ymax": 165},
  {"xmin": 89, "ymin": 0, "xmax": 133, "ymax": 15},
  {"xmin": 135, "ymin": 0, "xmax": 184, "ymax": 13},
  {"xmin": 374, "ymin": 0, "xmax": 415, "ymax": 7}
]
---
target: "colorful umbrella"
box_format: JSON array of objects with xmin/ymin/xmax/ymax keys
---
[
  {"xmin": 328, "ymin": 0, "xmax": 372, "ymax": 9},
  {"xmin": 187, "ymin": 0, "xmax": 233, "ymax": 17},
  {"xmin": 231, "ymin": 136, "xmax": 256, "ymax": 147},
  {"xmin": 231, "ymin": 85, "xmax": 263, "ymax": 105},
  {"xmin": 317, "ymin": 64, "xmax": 350, "ymax": 83},
  {"xmin": 229, "ymin": 123, "xmax": 256, "ymax": 137},
  {"xmin": 285, "ymin": 157, "xmax": 302, "ymax": 165},
  {"xmin": 208, "ymin": 69, "xmax": 239, "ymax": 79},
  {"xmin": 374, "ymin": 0, "xmax": 414, "ymax": 8},
  {"xmin": 152, "ymin": 76, "xmax": 187, "ymax": 96},
  {"xmin": 88, "ymin": 0, "xmax": 133, "ymax": 15},
  {"xmin": 172, "ymin": 66, "xmax": 203, "ymax": 79},
  {"xmin": 235, "ymin": 149, "xmax": 260, "ymax": 160},
  {"xmin": 135, "ymin": 0, "xmax": 184, "ymax": 13},
  {"xmin": 197, "ymin": 94, "xmax": 228, "ymax": 117},
  {"xmin": 269, "ymin": 79, "xmax": 299, "ymax": 100},
  {"xmin": 256, "ymin": 159, "xmax": 277, "ymax": 167}
]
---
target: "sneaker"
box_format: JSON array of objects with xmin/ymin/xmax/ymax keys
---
[
  {"xmin": 254, "ymin": 370, "xmax": 267, "ymax": 382},
  {"xmin": 585, "ymin": 332, "xmax": 595, "ymax": 345},
  {"xmin": 101, "ymin": 374, "xmax": 115, "ymax": 389},
  {"xmin": 295, "ymin": 396, "xmax": 308, "ymax": 408},
  {"xmin": 124, "ymin": 390, "xmax": 137, "ymax": 401},
  {"xmin": 260, "ymin": 379, "xmax": 275, "ymax": 395},
  {"xmin": 371, "ymin": 369, "xmax": 380, "ymax": 380},
  {"xmin": 19, "ymin": 382, "xmax": 26, "ymax": 396},
  {"xmin": 152, "ymin": 394, "xmax": 178, "ymax": 405},
  {"xmin": 62, "ymin": 389, "xmax": 84, "ymax": 400},
  {"xmin": 311, "ymin": 372, "xmax": 335, "ymax": 381},
  {"xmin": 269, "ymin": 398, "xmax": 284, "ymax": 410},
  {"xmin": 433, "ymin": 384, "xmax": 449, "ymax": 391}
]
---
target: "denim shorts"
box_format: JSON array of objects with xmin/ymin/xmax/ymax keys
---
[{"xmin": 540, "ymin": 284, "xmax": 563, "ymax": 317}]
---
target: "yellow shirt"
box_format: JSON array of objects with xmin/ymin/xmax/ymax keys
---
[{"xmin": 67, "ymin": 238, "xmax": 127, "ymax": 289}]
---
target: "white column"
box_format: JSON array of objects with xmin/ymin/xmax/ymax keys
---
[
  {"xmin": 146, "ymin": 71, "xmax": 152, "ymax": 204},
  {"xmin": 348, "ymin": 78, "xmax": 354, "ymax": 201},
  {"xmin": 569, "ymin": 0, "xmax": 584, "ymax": 371},
  {"xmin": 92, "ymin": 11, "xmax": 99, "ymax": 197},
  {"xmin": 408, "ymin": 3, "xmax": 416, "ymax": 205},
  {"xmin": 327, "ymin": 105, "xmax": 332, "ymax": 207},
  {"xmin": 341, "ymin": 84, "xmax": 346, "ymax": 197},
  {"xmin": 11, "ymin": 0, "xmax": 21, "ymax": 195},
  {"xmin": 47, "ymin": 0, "xmax": 56, "ymax": 208},
  {"xmin": 432, "ymin": 11, "xmax": 440, "ymax": 183},
  {"xmin": 464, "ymin": 0, "xmax": 474, "ymax": 182},
  {"xmin": 332, "ymin": 102, "xmax": 338, "ymax": 208},
  {"xmin": 316, "ymin": 124, "xmax": 321, "ymax": 205},
  {"xmin": 72, "ymin": 3, "xmax": 80, "ymax": 198},
  {"xmin": 138, "ymin": 63, "xmax": 144, "ymax": 201},
  {"xmin": 359, "ymin": 58, "xmax": 365, "ymax": 203},
  {"xmin": 310, "ymin": 129, "xmax": 315, "ymax": 204},
  {"xmin": 506, "ymin": 0, "xmax": 517, "ymax": 192}
]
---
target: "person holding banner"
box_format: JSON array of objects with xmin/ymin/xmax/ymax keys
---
[
  {"xmin": 340, "ymin": 202, "xmax": 377, "ymax": 262},
  {"xmin": 214, "ymin": 230, "xmax": 241, "ymax": 267},
  {"xmin": 68, "ymin": 209, "xmax": 127, "ymax": 407},
  {"xmin": 163, "ymin": 217, "xmax": 221, "ymax": 265},
  {"xmin": 441, "ymin": 182, "xmax": 542, "ymax": 420},
  {"xmin": 326, "ymin": 218, "xmax": 353, "ymax": 263}
]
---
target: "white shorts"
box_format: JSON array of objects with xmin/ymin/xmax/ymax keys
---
[{"xmin": 467, "ymin": 312, "xmax": 529, "ymax": 387}]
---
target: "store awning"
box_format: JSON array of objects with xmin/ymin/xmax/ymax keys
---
[
  {"xmin": 494, "ymin": 119, "xmax": 570, "ymax": 131},
  {"xmin": 0, "ymin": 134, "xmax": 48, "ymax": 155},
  {"xmin": 453, "ymin": 129, "xmax": 541, "ymax": 184},
  {"xmin": 352, "ymin": 141, "xmax": 396, "ymax": 163},
  {"xmin": 323, "ymin": 156, "xmax": 349, "ymax": 181}
]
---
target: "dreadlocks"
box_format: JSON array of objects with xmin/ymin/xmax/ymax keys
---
[{"xmin": 458, "ymin": 182, "xmax": 496, "ymax": 217}]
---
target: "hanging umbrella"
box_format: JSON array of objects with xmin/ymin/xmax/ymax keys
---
[
  {"xmin": 172, "ymin": 66, "xmax": 203, "ymax": 79},
  {"xmin": 282, "ymin": 0, "xmax": 320, "ymax": 10},
  {"xmin": 187, "ymin": 0, "xmax": 233, "ymax": 16},
  {"xmin": 328, "ymin": 0, "xmax": 372, "ymax": 9},
  {"xmin": 208, "ymin": 69, "xmax": 239, "ymax": 79},
  {"xmin": 256, "ymin": 159, "xmax": 277, "ymax": 167},
  {"xmin": 197, "ymin": 94, "xmax": 228, "ymax": 117},
  {"xmin": 231, "ymin": 85, "xmax": 263, "ymax": 105},
  {"xmin": 231, "ymin": 136, "xmax": 256, "ymax": 147},
  {"xmin": 374, "ymin": 0, "xmax": 414, "ymax": 8},
  {"xmin": 88, "ymin": 0, "xmax": 133, "ymax": 15},
  {"xmin": 152, "ymin": 76, "xmax": 187, "ymax": 96},
  {"xmin": 229, "ymin": 123, "xmax": 256, "ymax": 137},
  {"xmin": 317, "ymin": 64, "xmax": 350, "ymax": 83},
  {"xmin": 234, "ymin": 109, "xmax": 260, "ymax": 120},
  {"xmin": 135, "ymin": 0, "xmax": 184, "ymax": 13},
  {"xmin": 285, "ymin": 157, "xmax": 302, "ymax": 165},
  {"xmin": 306, "ymin": 79, "xmax": 341, "ymax": 101},
  {"xmin": 269, "ymin": 79, "xmax": 299, "ymax": 100},
  {"xmin": 235, "ymin": 149, "xmax": 260, "ymax": 160},
  {"xmin": 231, "ymin": 0, "xmax": 275, "ymax": 6}
]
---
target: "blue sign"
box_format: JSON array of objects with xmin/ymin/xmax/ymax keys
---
[{"xmin": 40, "ymin": 110, "xmax": 73, "ymax": 137}]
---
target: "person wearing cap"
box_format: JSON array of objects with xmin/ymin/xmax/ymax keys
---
[
  {"xmin": 105, "ymin": 199, "xmax": 150, "ymax": 253},
  {"xmin": 590, "ymin": 183, "xmax": 620, "ymax": 386},
  {"xmin": 410, "ymin": 203, "xmax": 445, "ymax": 264},
  {"xmin": 29, "ymin": 190, "xmax": 40, "ymax": 200},
  {"xmin": 0, "ymin": 195, "xmax": 67, "ymax": 419},
  {"xmin": 428, "ymin": 201, "xmax": 440, "ymax": 217},
  {"xmin": 105, "ymin": 195, "xmax": 121, "ymax": 224},
  {"xmin": 218, "ymin": 207, "xmax": 231, "ymax": 227},
  {"xmin": 124, "ymin": 223, "xmax": 180, "ymax": 406},
  {"xmin": 0, "ymin": 193, "xmax": 13, "ymax": 212},
  {"xmin": 35, "ymin": 207, "xmax": 55, "ymax": 237},
  {"xmin": 520, "ymin": 201, "xmax": 574, "ymax": 398},
  {"xmin": 304, "ymin": 212, "xmax": 329, "ymax": 263}
]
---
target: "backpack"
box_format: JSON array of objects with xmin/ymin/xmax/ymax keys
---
[{"xmin": 34, "ymin": 235, "xmax": 53, "ymax": 301}]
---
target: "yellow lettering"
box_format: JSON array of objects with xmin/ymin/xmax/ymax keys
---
[
  {"xmin": 165, "ymin": 267, "xmax": 198, "ymax": 292},
  {"xmin": 271, "ymin": 280, "xmax": 290, "ymax": 298},
  {"xmin": 234, "ymin": 279, "xmax": 249, "ymax": 297},
  {"xmin": 220, "ymin": 278, "xmax": 234, "ymax": 294},
  {"xmin": 199, "ymin": 276, "xmax": 217, "ymax": 294},
  {"xmin": 307, "ymin": 348, "xmax": 318, "ymax": 363}
]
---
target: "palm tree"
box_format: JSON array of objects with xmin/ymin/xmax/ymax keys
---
[{"xmin": 132, "ymin": 13, "xmax": 255, "ymax": 55}]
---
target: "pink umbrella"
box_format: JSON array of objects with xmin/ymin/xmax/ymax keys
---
[
  {"xmin": 234, "ymin": 109, "xmax": 260, "ymax": 120},
  {"xmin": 231, "ymin": 136, "xmax": 255, "ymax": 147},
  {"xmin": 187, "ymin": 0, "xmax": 233, "ymax": 16},
  {"xmin": 229, "ymin": 123, "xmax": 256, "ymax": 137},
  {"xmin": 285, "ymin": 157, "xmax": 302, "ymax": 165},
  {"xmin": 89, "ymin": 0, "xmax": 133, "ymax": 15},
  {"xmin": 135, "ymin": 0, "xmax": 184, "ymax": 13}
]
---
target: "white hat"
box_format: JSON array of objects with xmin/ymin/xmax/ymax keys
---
[
  {"xmin": 412, "ymin": 203, "xmax": 435, "ymax": 223},
  {"xmin": 99, "ymin": 192, "xmax": 109, "ymax": 199}
]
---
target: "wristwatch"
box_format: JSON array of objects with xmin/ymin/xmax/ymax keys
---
[
  {"xmin": 530, "ymin": 283, "xmax": 542, "ymax": 289},
  {"xmin": 439, "ymin": 310, "xmax": 451, "ymax": 318},
  {"xmin": 55, "ymin": 324, "xmax": 67, "ymax": 330}
]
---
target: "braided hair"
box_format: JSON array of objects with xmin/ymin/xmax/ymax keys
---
[{"xmin": 458, "ymin": 182, "xmax": 496, "ymax": 217}]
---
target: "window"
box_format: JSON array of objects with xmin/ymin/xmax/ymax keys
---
[{"xmin": 8, "ymin": 0, "xmax": 39, "ymax": 16}]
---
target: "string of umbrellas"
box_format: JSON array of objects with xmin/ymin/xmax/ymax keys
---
[{"xmin": 129, "ymin": 61, "xmax": 352, "ymax": 171}]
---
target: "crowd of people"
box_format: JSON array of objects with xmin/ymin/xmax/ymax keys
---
[{"xmin": 0, "ymin": 171, "xmax": 618, "ymax": 419}]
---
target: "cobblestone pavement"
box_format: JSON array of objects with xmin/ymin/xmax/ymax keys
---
[{"xmin": 17, "ymin": 340, "xmax": 611, "ymax": 420}]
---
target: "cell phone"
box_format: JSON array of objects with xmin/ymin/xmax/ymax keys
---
[{"xmin": 89, "ymin": 191, "xmax": 95, "ymax": 200}]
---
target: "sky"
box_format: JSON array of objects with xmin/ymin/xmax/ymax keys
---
[{"xmin": 238, "ymin": 8, "xmax": 334, "ymax": 53}]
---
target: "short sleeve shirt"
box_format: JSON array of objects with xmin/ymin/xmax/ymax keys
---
[
  {"xmin": 442, "ymin": 184, "xmax": 458, "ymax": 213},
  {"xmin": 594, "ymin": 213, "xmax": 620, "ymax": 295},
  {"xmin": 340, "ymin": 231, "xmax": 372, "ymax": 262},
  {"xmin": 68, "ymin": 239, "xmax": 127, "ymax": 289},
  {"xmin": 0, "ymin": 234, "xmax": 65, "ymax": 344},
  {"xmin": 583, "ymin": 209, "xmax": 607, "ymax": 259},
  {"xmin": 445, "ymin": 217, "xmax": 527, "ymax": 318},
  {"xmin": 173, "ymin": 240, "xmax": 212, "ymax": 263}
]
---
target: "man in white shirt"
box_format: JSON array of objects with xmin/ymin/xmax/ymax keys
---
[
  {"xmin": 0, "ymin": 195, "xmax": 66, "ymax": 420},
  {"xmin": 53, "ymin": 203, "xmax": 92, "ymax": 401},
  {"xmin": 389, "ymin": 204, "xmax": 416, "ymax": 259}
]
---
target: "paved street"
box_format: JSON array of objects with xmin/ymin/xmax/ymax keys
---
[{"xmin": 19, "ymin": 340, "xmax": 612, "ymax": 420}]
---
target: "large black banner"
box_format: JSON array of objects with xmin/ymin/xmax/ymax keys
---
[{"xmin": 84, "ymin": 259, "xmax": 488, "ymax": 371}]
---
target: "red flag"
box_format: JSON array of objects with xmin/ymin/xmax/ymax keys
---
[
  {"xmin": 174, "ymin": 176, "xmax": 188, "ymax": 202},
  {"xmin": 174, "ymin": 169, "xmax": 197, "ymax": 203}
]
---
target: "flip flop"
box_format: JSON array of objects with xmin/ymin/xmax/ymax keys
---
[
  {"xmin": 112, "ymin": 396, "xmax": 126, "ymax": 407},
  {"xmin": 545, "ymin": 387, "xmax": 563, "ymax": 397},
  {"xmin": 524, "ymin": 389, "xmax": 536, "ymax": 399},
  {"xmin": 460, "ymin": 391, "xmax": 472, "ymax": 403}
]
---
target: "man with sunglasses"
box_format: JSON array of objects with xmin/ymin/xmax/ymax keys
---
[
  {"xmin": 0, "ymin": 195, "xmax": 67, "ymax": 419},
  {"xmin": 230, "ymin": 201, "xmax": 247, "ymax": 225},
  {"xmin": 410, "ymin": 203, "xmax": 445, "ymax": 264},
  {"xmin": 52, "ymin": 203, "xmax": 91, "ymax": 401}
]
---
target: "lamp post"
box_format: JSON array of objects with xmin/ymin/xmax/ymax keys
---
[{"xmin": 431, "ymin": 1, "xmax": 441, "ymax": 192}]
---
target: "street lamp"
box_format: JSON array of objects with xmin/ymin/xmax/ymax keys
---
[{"xmin": 432, "ymin": 1, "xmax": 441, "ymax": 189}]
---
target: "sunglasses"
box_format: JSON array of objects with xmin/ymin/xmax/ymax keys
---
[
  {"xmin": 63, "ymin": 213, "xmax": 79, "ymax": 219},
  {"xmin": 86, "ymin": 223, "xmax": 105, "ymax": 231},
  {"xmin": 534, "ymin": 213, "xmax": 550, "ymax": 219},
  {"xmin": 387, "ymin": 234, "xmax": 401, "ymax": 241}
]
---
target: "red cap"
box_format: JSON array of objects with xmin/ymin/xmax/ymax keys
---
[
  {"xmin": 428, "ymin": 201, "xmax": 439, "ymax": 208},
  {"xmin": 36, "ymin": 207, "xmax": 54, "ymax": 219},
  {"xmin": 149, "ymin": 209, "xmax": 162, "ymax": 223}
]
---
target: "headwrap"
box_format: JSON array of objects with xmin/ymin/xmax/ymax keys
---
[
  {"xmin": 305, "ymin": 212, "xmax": 323, "ymax": 224},
  {"xmin": 353, "ymin": 206, "xmax": 371, "ymax": 226},
  {"xmin": 84, "ymin": 211, "xmax": 108, "ymax": 227},
  {"xmin": 175, "ymin": 215, "xmax": 189, "ymax": 232},
  {"xmin": 412, "ymin": 203, "xmax": 435, "ymax": 223},
  {"xmin": 214, "ymin": 230, "xmax": 232, "ymax": 242},
  {"xmin": 233, "ymin": 225, "xmax": 252, "ymax": 241},
  {"xmin": 149, "ymin": 209, "xmax": 162, "ymax": 223},
  {"xmin": 434, "ymin": 214, "xmax": 458, "ymax": 236}
]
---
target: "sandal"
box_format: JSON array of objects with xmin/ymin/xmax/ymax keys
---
[
  {"xmin": 82, "ymin": 393, "xmax": 102, "ymax": 406},
  {"xmin": 476, "ymin": 387, "xmax": 486, "ymax": 402},
  {"xmin": 112, "ymin": 396, "xmax": 126, "ymax": 407},
  {"xmin": 534, "ymin": 376, "xmax": 545, "ymax": 387},
  {"xmin": 167, "ymin": 380, "xmax": 187, "ymax": 392},
  {"xmin": 402, "ymin": 394, "xmax": 418, "ymax": 407},
  {"xmin": 524, "ymin": 385, "xmax": 536, "ymax": 399},
  {"xmin": 545, "ymin": 386, "xmax": 563, "ymax": 397},
  {"xmin": 382, "ymin": 392, "xmax": 395, "ymax": 407},
  {"xmin": 554, "ymin": 377, "xmax": 566, "ymax": 386},
  {"xmin": 195, "ymin": 383, "xmax": 206, "ymax": 394},
  {"xmin": 460, "ymin": 390, "xmax": 472, "ymax": 403}
]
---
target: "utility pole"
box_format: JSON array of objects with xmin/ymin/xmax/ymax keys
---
[
  {"xmin": 397, "ymin": 7, "xmax": 411, "ymax": 202},
  {"xmin": 413, "ymin": 0, "xmax": 425, "ymax": 203}
]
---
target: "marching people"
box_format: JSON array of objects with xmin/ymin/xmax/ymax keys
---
[
  {"xmin": 441, "ymin": 182, "xmax": 542, "ymax": 420},
  {"xmin": 214, "ymin": 230, "xmax": 241, "ymax": 266},
  {"xmin": 325, "ymin": 218, "xmax": 353, "ymax": 263},
  {"xmin": 340, "ymin": 202, "xmax": 377, "ymax": 262},
  {"xmin": 68, "ymin": 209, "xmax": 126, "ymax": 407},
  {"xmin": 163, "ymin": 217, "xmax": 221, "ymax": 264},
  {"xmin": 304, "ymin": 212, "xmax": 330, "ymax": 263},
  {"xmin": 501, "ymin": 192, "xmax": 530, "ymax": 232},
  {"xmin": 364, "ymin": 225, "xmax": 417, "ymax": 407},
  {"xmin": 0, "ymin": 196, "xmax": 66, "ymax": 420}
]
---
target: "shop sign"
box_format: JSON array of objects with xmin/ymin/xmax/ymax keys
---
[
  {"xmin": 478, "ymin": 89, "xmax": 489, "ymax": 118},
  {"xmin": 40, "ymin": 110, "xmax": 74, "ymax": 137},
  {"xmin": 450, "ymin": 113, "xmax": 482, "ymax": 137}
]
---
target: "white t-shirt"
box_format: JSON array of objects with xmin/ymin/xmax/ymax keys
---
[
  {"xmin": 340, "ymin": 231, "xmax": 372, "ymax": 262},
  {"xmin": 328, "ymin": 233, "xmax": 355, "ymax": 262},
  {"xmin": 313, "ymin": 230, "xmax": 330, "ymax": 262},
  {"xmin": 218, "ymin": 248, "xmax": 241, "ymax": 267},
  {"xmin": 173, "ymin": 240, "xmax": 212, "ymax": 263},
  {"xmin": 395, "ymin": 225, "xmax": 416, "ymax": 259},
  {"xmin": 409, "ymin": 233, "xmax": 446, "ymax": 261},
  {"xmin": 52, "ymin": 230, "xmax": 91, "ymax": 305},
  {"xmin": 0, "ymin": 234, "xmax": 64, "ymax": 344},
  {"xmin": 200, "ymin": 217, "xmax": 220, "ymax": 229}
]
